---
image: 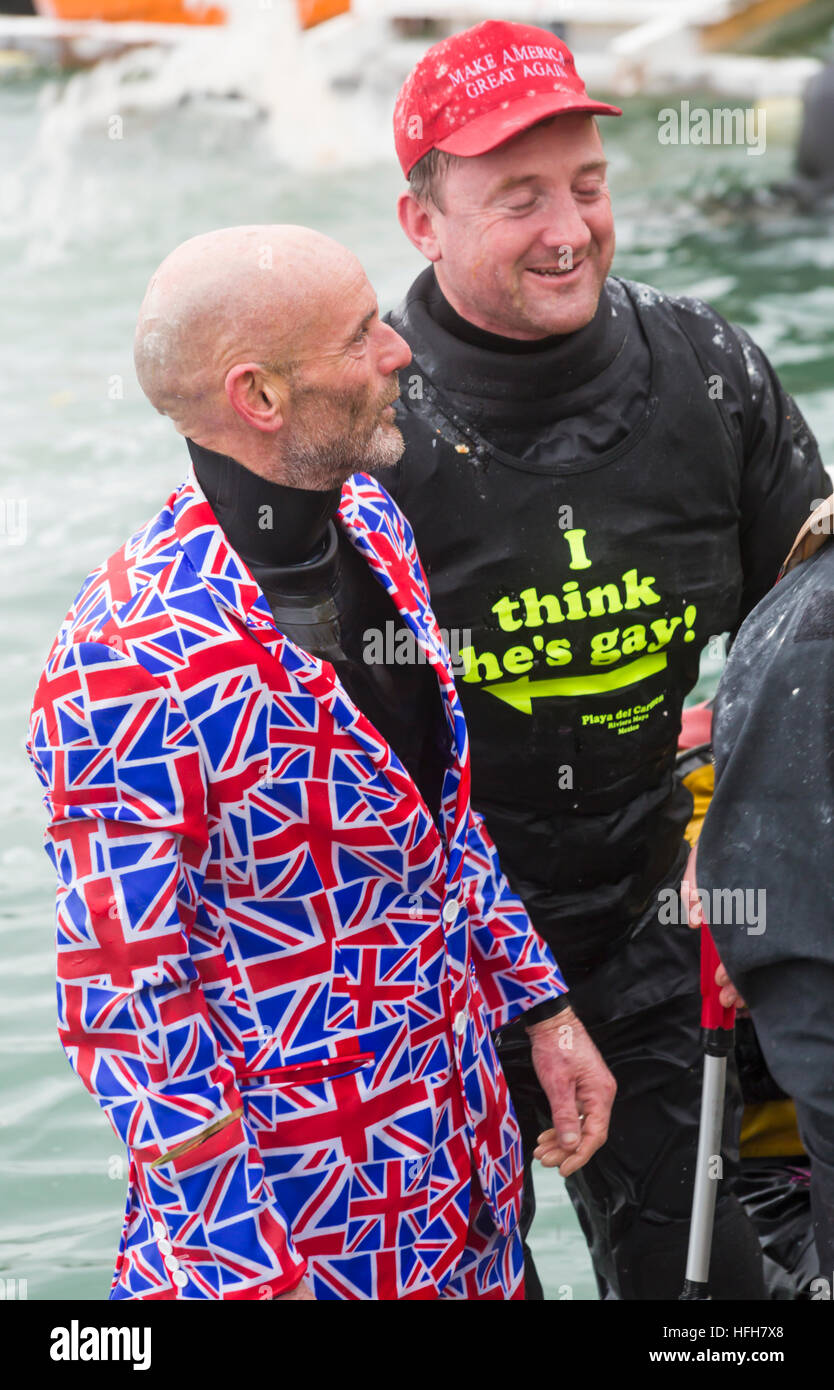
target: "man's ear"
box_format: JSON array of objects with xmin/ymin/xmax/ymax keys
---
[
  {"xmin": 397, "ymin": 190, "xmax": 442, "ymax": 263},
  {"xmin": 225, "ymin": 362, "xmax": 287, "ymax": 434}
]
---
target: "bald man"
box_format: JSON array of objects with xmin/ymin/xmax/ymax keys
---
[
  {"xmin": 133, "ymin": 225, "xmax": 405, "ymax": 489},
  {"xmin": 27, "ymin": 225, "xmax": 614, "ymax": 1301}
]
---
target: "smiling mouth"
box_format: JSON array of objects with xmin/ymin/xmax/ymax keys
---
[{"xmin": 526, "ymin": 261, "xmax": 585, "ymax": 278}]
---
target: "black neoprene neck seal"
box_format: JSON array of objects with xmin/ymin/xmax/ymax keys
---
[{"xmin": 187, "ymin": 438, "xmax": 342, "ymax": 569}]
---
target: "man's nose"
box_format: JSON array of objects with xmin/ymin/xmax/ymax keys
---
[
  {"xmin": 377, "ymin": 321, "xmax": 412, "ymax": 376},
  {"xmin": 538, "ymin": 192, "xmax": 593, "ymax": 256}
]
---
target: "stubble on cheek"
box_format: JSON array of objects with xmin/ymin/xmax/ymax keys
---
[
  {"xmin": 466, "ymin": 248, "xmax": 489, "ymax": 283},
  {"xmin": 455, "ymin": 252, "xmax": 523, "ymax": 334},
  {"xmin": 506, "ymin": 261, "xmax": 531, "ymax": 317},
  {"xmin": 367, "ymin": 419, "xmax": 404, "ymax": 472}
]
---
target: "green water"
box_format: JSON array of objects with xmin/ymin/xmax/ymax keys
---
[{"xmin": 1, "ymin": 25, "xmax": 833, "ymax": 1300}]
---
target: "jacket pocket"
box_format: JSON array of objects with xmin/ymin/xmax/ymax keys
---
[{"xmin": 236, "ymin": 1052, "xmax": 375, "ymax": 1089}]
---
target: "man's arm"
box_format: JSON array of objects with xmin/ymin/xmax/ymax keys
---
[
  {"xmin": 672, "ymin": 296, "xmax": 832, "ymax": 624},
  {"xmin": 731, "ymin": 323, "xmax": 832, "ymax": 622},
  {"xmin": 29, "ymin": 639, "xmax": 309, "ymax": 1300},
  {"xmin": 462, "ymin": 808, "xmax": 615, "ymax": 1176},
  {"xmin": 461, "ymin": 805, "xmax": 569, "ymax": 1027}
]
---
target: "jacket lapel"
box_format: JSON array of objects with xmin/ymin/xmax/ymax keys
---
[
  {"xmin": 171, "ymin": 467, "xmax": 469, "ymax": 866},
  {"xmin": 337, "ymin": 475, "xmax": 472, "ymax": 879}
]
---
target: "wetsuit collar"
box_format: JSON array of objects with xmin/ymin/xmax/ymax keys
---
[
  {"xmin": 408, "ymin": 265, "xmax": 628, "ymax": 399},
  {"xmin": 187, "ymin": 438, "xmax": 342, "ymax": 568}
]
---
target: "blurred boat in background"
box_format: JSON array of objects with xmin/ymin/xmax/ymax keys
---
[
  {"xmin": 35, "ymin": 0, "xmax": 226, "ymax": 27},
  {"xmin": 1, "ymin": 0, "xmax": 350, "ymax": 20},
  {"xmin": 0, "ymin": 0, "xmax": 350, "ymax": 68},
  {"xmin": 0, "ymin": 0, "xmax": 828, "ymax": 100}
]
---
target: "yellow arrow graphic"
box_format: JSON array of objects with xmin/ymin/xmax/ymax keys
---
[{"xmin": 482, "ymin": 653, "xmax": 669, "ymax": 714}]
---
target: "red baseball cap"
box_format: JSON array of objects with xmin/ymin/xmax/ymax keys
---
[{"xmin": 394, "ymin": 20, "xmax": 622, "ymax": 177}]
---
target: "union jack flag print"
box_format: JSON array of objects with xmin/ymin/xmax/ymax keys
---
[{"xmin": 28, "ymin": 464, "xmax": 566, "ymax": 1299}]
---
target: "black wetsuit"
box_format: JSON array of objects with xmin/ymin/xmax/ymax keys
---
[
  {"xmin": 699, "ymin": 540, "xmax": 834, "ymax": 1278},
  {"xmin": 374, "ymin": 266, "xmax": 830, "ymax": 1299},
  {"xmin": 776, "ymin": 63, "xmax": 834, "ymax": 211}
]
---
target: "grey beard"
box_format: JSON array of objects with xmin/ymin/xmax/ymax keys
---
[{"xmin": 280, "ymin": 417, "xmax": 404, "ymax": 491}]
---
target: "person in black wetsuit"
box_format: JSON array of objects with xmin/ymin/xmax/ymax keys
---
[
  {"xmin": 774, "ymin": 62, "xmax": 834, "ymax": 212},
  {"xmin": 375, "ymin": 19, "xmax": 833, "ymax": 1299},
  {"xmin": 697, "ymin": 496, "xmax": 834, "ymax": 1284}
]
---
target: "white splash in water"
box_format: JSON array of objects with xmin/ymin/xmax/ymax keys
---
[{"xmin": 6, "ymin": 8, "xmax": 408, "ymax": 264}]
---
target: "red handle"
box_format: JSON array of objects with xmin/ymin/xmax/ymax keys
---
[{"xmin": 700, "ymin": 923, "xmax": 736, "ymax": 1031}]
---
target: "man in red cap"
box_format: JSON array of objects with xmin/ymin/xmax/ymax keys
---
[{"xmin": 376, "ymin": 19, "xmax": 832, "ymax": 1299}]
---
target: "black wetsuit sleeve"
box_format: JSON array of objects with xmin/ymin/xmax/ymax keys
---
[
  {"xmin": 730, "ymin": 324, "xmax": 831, "ymax": 624},
  {"xmin": 699, "ymin": 556, "xmax": 834, "ymax": 985},
  {"xmin": 697, "ymin": 554, "xmax": 834, "ymax": 1257}
]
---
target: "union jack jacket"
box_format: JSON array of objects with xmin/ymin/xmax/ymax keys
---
[{"xmin": 27, "ymin": 465, "xmax": 566, "ymax": 1300}]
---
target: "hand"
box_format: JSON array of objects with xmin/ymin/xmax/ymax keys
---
[
  {"xmin": 715, "ymin": 959, "xmax": 746, "ymax": 1011},
  {"xmin": 274, "ymin": 1278, "xmax": 316, "ymax": 1301},
  {"xmin": 683, "ymin": 840, "xmax": 703, "ymax": 928},
  {"xmin": 682, "ymin": 841, "xmax": 747, "ymax": 1008},
  {"xmin": 527, "ymin": 1007, "xmax": 616, "ymax": 1179}
]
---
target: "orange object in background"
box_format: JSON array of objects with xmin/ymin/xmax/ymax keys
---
[
  {"xmin": 36, "ymin": 0, "xmax": 225, "ymax": 21},
  {"xmin": 297, "ymin": 0, "xmax": 349, "ymax": 28},
  {"xmin": 33, "ymin": 0, "xmax": 349, "ymax": 27}
]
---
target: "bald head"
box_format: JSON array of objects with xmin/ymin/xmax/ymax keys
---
[
  {"xmin": 134, "ymin": 224, "xmax": 364, "ymax": 437},
  {"xmin": 133, "ymin": 224, "xmax": 410, "ymax": 490}
]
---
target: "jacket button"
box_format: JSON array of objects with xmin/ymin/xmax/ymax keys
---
[
  {"xmin": 442, "ymin": 899, "xmax": 460, "ymax": 923},
  {"xmin": 164, "ymin": 1253, "xmax": 180, "ymax": 1272},
  {"xmin": 454, "ymin": 1010, "xmax": 467, "ymax": 1036},
  {"xmin": 158, "ymin": 1239, "xmax": 173, "ymax": 1256},
  {"xmin": 172, "ymin": 1270, "xmax": 188, "ymax": 1288},
  {"xmin": 152, "ymin": 1221, "xmax": 166, "ymax": 1239}
]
